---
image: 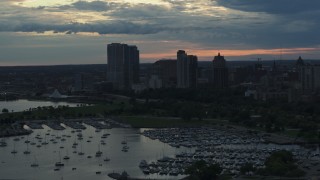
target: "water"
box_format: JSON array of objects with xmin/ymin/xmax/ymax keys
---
[
  {"xmin": 0, "ymin": 125, "xmax": 189, "ymax": 180},
  {"xmin": 0, "ymin": 99, "xmax": 83, "ymax": 113}
]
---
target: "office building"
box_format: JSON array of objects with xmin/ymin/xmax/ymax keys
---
[
  {"xmin": 151, "ymin": 59, "xmax": 177, "ymax": 88},
  {"xmin": 107, "ymin": 43, "xmax": 139, "ymax": 90},
  {"xmin": 212, "ymin": 53, "xmax": 228, "ymax": 88},
  {"xmin": 177, "ymin": 50, "xmax": 198, "ymax": 88}
]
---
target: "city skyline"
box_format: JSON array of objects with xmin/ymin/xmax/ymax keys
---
[{"xmin": 1, "ymin": 0, "xmax": 320, "ymax": 65}]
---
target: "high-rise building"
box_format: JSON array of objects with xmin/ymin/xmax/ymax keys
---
[
  {"xmin": 300, "ymin": 65, "xmax": 320, "ymax": 94},
  {"xmin": 177, "ymin": 50, "xmax": 198, "ymax": 88},
  {"xmin": 107, "ymin": 43, "xmax": 139, "ymax": 90},
  {"xmin": 212, "ymin": 53, "xmax": 228, "ymax": 88},
  {"xmin": 151, "ymin": 59, "xmax": 177, "ymax": 88}
]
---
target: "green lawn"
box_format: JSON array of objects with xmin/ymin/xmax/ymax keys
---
[
  {"xmin": 119, "ymin": 116, "xmax": 207, "ymax": 128},
  {"xmin": 282, "ymin": 129, "xmax": 300, "ymax": 138}
]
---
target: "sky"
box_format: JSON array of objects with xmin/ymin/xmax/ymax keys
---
[{"xmin": 0, "ymin": 0, "xmax": 320, "ymax": 65}]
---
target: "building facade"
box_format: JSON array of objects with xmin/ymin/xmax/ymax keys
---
[
  {"xmin": 300, "ymin": 65, "xmax": 320, "ymax": 94},
  {"xmin": 151, "ymin": 59, "xmax": 177, "ymax": 88},
  {"xmin": 177, "ymin": 50, "xmax": 198, "ymax": 88},
  {"xmin": 212, "ymin": 53, "xmax": 228, "ymax": 88},
  {"xmin": 107, "ymin": 43, "xmax": 139, "ymax": 90}
]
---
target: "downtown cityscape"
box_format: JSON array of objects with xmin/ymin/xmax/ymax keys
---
[{"xmin": 1, "ymin": 0, "xmax": 320, "ymax": 180}]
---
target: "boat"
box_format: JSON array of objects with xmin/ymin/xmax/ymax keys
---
[
  {"xmin": 31, "ymin": 156, "xmax": 39, "ymax": 167},
  {"xmin": 95, "ymin": 144, "xmax": 103, "ymax": 157},
  {"xmin": 0, "ymin": 138, "xmax": 7, "ymax": 147},
  {"xmin": 55, "ymin": 152, "xmax": 64, "ymax": 167},
  {"xmin": 78, "ymin": 143, "xmax": 84, "ymax": 155},
  {"xmin": 142, "ymin": 168, "xmax": 150, "ymax": 174},
  {"xmin": 55, "ymin": 162, "xmax": 64, "ymax": 167},
  {"xmin": 23, "ymin": 144, "xmax": 31, "ymax": 154},
  {"xmin": 11, "ymin": 142, "xmax": 18, "ymax": 154},
  {"xmin": 30, "ymin": 163, "xmax": 39, "ymax": 167},
  {"xmin": 96, "ymin": 171, "xmax": 101, "ymax": 174},
  {"xmin": 139, "ymin": 160, "xmax": 148, "ymax": 168},
  {"xmin": 42, "ymin": 135, "xmax": 49, "ymax": 145},
  {"xmin": 63, "ymin": 149, "xmax": 70, "ymax": 160},
  {"xmin": 104, "ymin": 157, "xmax": 110, "ymax": 162},
  {"xmin": 122, "ymin": 145, "xmax": 129, "ymax": 152}
]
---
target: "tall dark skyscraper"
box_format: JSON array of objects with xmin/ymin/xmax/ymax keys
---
[
  {"xmin": 152, "ymin": 59, "xmax": 177, "ymax": 88},
  {"xmin": 107, "ymin": 43, "xmax": 140, "ymax": 90},
  {"xmin": 177, "ymin": 50, "xmax": 198, "ymax": 88},
  {"xmin": 212, "ymin": 53, "xmax": 228, "ymax": 88}
]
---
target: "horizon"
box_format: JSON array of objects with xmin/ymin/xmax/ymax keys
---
[
  {"xmin": 1, "ymin": 0, "xmax": 320, "ymax": 65},
  {"xmin": 1, "ymin": 58, "xmax": 319, "ymax": 68}
]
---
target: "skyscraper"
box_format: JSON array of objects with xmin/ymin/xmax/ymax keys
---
[
  {"xmin": 151, "ymin": 59, "xmax": 177, "ymax": 88},
  {"xmin": 212, "ymin": 53, "xmax": 228, "ymax": 88},
  {"xmin": 300, "ymin": 64, "xmax": 320, "ymax": 94},
  {"xmin": 107, "ymin": 43, "xmax": 139, "ymax": 90},
  {"xmin": 177, "ymin": 50, "xmax": 198, "ymax": 88}
]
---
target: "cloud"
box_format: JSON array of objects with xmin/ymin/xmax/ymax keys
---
[
  {"xmin": 214, "ymin": 0, "xmax": 320, "ymax": 14},
  {"xmin": 0, "ymin": 21, "xmax": 162, "ymax": 35},
  {"xmin": 59, "ymin": 1, "xmax": 112, "ymax": 12}
]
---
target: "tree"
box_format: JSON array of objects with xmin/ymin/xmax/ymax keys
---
[
  {"xmin": 185, "ymin": 160, "xmax": 222, "ymax": 180},
  {"xmin": 258, "ymin": 150, "xmax": 305, "ymax": 177},
  {"xmin": 2, "ymin": 108, "xmax": 9, "ymax": 113}
]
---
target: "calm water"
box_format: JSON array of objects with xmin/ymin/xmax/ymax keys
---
[
  {"xmin": 0, "ymin": 99, "xmax": 83, "ymax": 113},
  {"xmin": 0, "ymin": 125, "xmax": 190, "ymax": 180}
]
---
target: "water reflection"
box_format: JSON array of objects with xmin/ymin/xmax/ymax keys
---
[{"xmin": 0, "ymin": 125, "xmax": 189, "ymax": 180}]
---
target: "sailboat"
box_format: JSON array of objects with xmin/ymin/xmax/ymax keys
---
[
  {"xmin": 103, "ymin": 155, "xmax": 110, "ymax": 162},
  {"xmin": 121, "ymin": 136, "xmax": 127, "ymax": 145},
  {"xmin": 25, "ymin": 135, "xmax": 30, "ymax": 144},
  {"xmin": 42, "ymin": 135, "xmax": 48, "ymax": 145},
  {"xmin": 78, "ymin": 143, "xmax": 84, "ymax": 155},
  {"xmin": 23, "ymin": 143, "xmax": 31, "ymax": 154},
  {"xmin": 11, "ymin": 141, "xmax": 18, "ymax": 154},
  {"xmin": 95, "ymin": 144, "xmax": 102, "ymax": 157},
  {"xmin": 55, "ymin": 151, "xmax": 64, "ymax": 167},
  {"xmin": 0, "ymin": 138, "xmax": 7, "ymax": 147},
  {"xmin": 63, "ymin": 149, "xmax": 70, "ymax": 160},
  {"xmin": 31, "ymin": 156, "xmax": 39, "ymax": 167}
]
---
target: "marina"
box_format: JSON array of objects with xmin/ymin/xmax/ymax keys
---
[
  {"xmin": 140, "ymin": 128, "xmax": 320, "ymax": 176},
  {"xmin": 1, "ymin": 122, "xmax": 319, "ymax": 179},
  {"xmin": 0, "ymin": 124, "xmax": 189, "ymax": 180}
]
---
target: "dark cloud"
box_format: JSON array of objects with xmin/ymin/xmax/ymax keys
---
[
  {"xmin": 0, "ymin": 21, "xmax": 162, "ymax": 35},
  {"xmin": 215, "ymin": 0, "xmax": 320, "ymax": 14},
  {"xmin": 60, "ymin": 1, "xmax": 111, "ymax": 12}
]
